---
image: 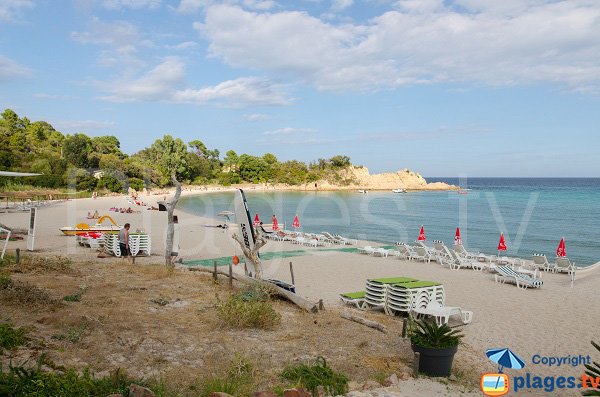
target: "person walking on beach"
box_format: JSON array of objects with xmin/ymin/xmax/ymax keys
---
[{"xmin": 119, "ymin": 223, "xmax": 134, "ymax": 264}]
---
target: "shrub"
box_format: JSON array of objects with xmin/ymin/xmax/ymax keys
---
[
  {"xmin": 280, "ymin": 357, "xmax": 349, "ymax": 396},
  {"xmin": 63, "ymin": 285, "xmax": 87, "ymax": 302},
  {"xmin": 199, "ymin": 354, "xmax": 256, "ymax": 397},
  {"xmin": 8, "ymin": 255, "xmax": 73, "ymax": 275},
  {"xmin": 0, "ymin": 359, "xmax": 144, "ymax": 397},
  {"xmin": 97, "ymin": 175, "xmax": 123, "ymax": 193},
  {"xmin": 128, "ymin": 177, "xmax": 145, "ymax": 192},
  {"xmin": 216, "ymin": 294, "xmax": 281, "ymax": 330},
  {"xmin": 0, "ymin": 277, "xmax": 59, "ymax": 307},
  {"xmin": 0, "ymin": 322, "xmax": 26, "ymax": 353}
]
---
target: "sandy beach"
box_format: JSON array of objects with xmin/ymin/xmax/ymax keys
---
[{"xmin": 2, "ymin": 191, "xmax": 599, "ymax": 396}]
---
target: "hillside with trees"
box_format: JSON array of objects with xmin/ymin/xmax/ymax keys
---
[{"xmin": 0, "ymin": 109, "xmax": 358, "ymax": 193}]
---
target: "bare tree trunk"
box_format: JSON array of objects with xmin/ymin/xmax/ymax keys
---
[
  {"xmin": 165, "ymin": 174, "xmax": 181, "ymax": 267},
  {"xmin": 231, "ymin": 232, "xmax": 267, "ymax": 279}
]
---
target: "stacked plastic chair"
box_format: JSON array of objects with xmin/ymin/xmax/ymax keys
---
[
  {"xmin": 103, "ymin": 233, "xmax": 122, "ymax": 257},
  {"xmin": 129, "ymin": 234, "xmax": 151, "ymax": 256},
  {"xmin": 364, "ymin": 277, "xmax": 418, "ymax": 310},
  {"xmin": 385, "ymin": 281, "xmax": 445, "ymax": 316}
]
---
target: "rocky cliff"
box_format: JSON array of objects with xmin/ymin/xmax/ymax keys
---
[{"xmin": 282, "ymin": 166, "xmax": 457, "ymax": 191}]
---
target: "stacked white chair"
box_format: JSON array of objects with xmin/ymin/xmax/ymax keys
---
[
  {"xmin": 103, "ymin": 233, "xmax": 121, "ymax": 257},
  {"xmin": 129, "ymin": 233, "xmax": 151, "ymax": 256},
  {"xmin": 364, "ymin": 277, "xmax": 417, "ymax": 310},
  {"xmin": 385, "ymin": 281, "xmax": 445, "ymax": 316}
]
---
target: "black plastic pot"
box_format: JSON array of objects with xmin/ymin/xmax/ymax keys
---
[{"xmin": 411, "ymin": 343, "xmax": 458, "ymax": 377}]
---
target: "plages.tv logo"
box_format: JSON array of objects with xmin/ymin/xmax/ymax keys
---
[{"xmin": 481, "ymin": 348, "xmax": 526, "ymax": 396}]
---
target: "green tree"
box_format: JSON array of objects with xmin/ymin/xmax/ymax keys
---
[
  {"xmin": 224, "ymin": 149, "xmax": 239, "ymax": 169},
  {"xmin": 149, "ymin": 135, "xmax": 189, "ymax": 182},
  {"xmin": 262, "ymin": 153, "xmax": 278, "ymax": 165},
  {"xmin": 92, "ymin": 136, "xmax": 122, "ymax": 156},
  {"xmin": 63, "ymin": 134, "xmax": 92, "ymax": 168},
  {"xmin": 330, "ymin": 155, "xmax": 351, "ymax": 168},
  {"xmin": 189, "ymin": 139, "xmax": 208, "ymax": 158},
  {"xmin": 238, "ymin": 154, "xmax": 269, "ymax": 183}
]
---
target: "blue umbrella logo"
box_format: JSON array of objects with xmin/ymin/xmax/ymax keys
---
[{"xmin": 486, "ymin": 348, "xmax": 525, "ymax": 373}]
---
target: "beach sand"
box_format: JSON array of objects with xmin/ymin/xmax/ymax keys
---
[{"xmin": 2, "ymin": 192, "xmax": 599, "ymax": 396}]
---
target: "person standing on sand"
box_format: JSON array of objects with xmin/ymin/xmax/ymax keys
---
[{"xmin": 119, "ymin": 223, "xmax": 134, "ymax": 264}]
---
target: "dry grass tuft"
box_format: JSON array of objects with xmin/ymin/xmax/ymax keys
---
[
  {"xmin": 6, "ymin": 255, "xmax": 77, "ymax": 275},
  {"xmin": 0, "ymin": 275, "xmax": 60, "ymax": 307}
]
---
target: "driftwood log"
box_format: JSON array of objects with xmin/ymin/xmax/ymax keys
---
[
  {"xmin": 340, "ymin": 311, "xmax": 388, "ymax": 333},
  {"xmin": 188, "ymin": 266, "xmax": 318, "ymax": 313}
]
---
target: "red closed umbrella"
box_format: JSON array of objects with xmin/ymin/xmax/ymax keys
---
[
  {"xmin": 272, "ymin": 215, "xmax": 279, "ymax": 231},
  {"xmin": 454, "ymin": 227, "xmax": 462, "ymax": 246},
  {"xmin": 497, "ymin": 233, "xmax": 507, "ymax": 252},
  {"xmin": 292, "ymin": 215, "xmax": 301, "ymax": 229},
  {"xmin": 418, "ymin": 225, "xmax": 426, "ymax": 241},
  {"xmin": 253, "ymin": 213, "xmax": 260, "ymax": 226},
  {"xmin": 556, "ymin": 237, "xmax": 567, "ymax": 257}
]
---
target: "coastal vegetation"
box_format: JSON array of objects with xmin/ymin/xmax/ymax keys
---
[
  {"xmin": 0, "ymin": 109, "xmax": 356, "ymax": 192},
  {"xmin": 0, "ymin": 255, "xmax": 430, "ymax": 396}
]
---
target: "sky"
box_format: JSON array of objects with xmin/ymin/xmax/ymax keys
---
[{"xmin": 1, "ymin": 0, "xmax": 600, "ymax": 177}]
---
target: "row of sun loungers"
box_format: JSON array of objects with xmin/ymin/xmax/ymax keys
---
[
  {"xmin": 340, "ymin": 276, "xmax": 473, "ymax": 326},
  {"xmin": 355, "ymin": 240, "xmax": 549, "ymax": 289},
  {"xmin": 267, "ymin": 230, "xmax": 357, "ymax": 246}
]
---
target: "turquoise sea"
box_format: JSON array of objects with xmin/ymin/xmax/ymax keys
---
[{"xmin": 178, "ymin": 178, "xmax": 600, "ymax": 266}]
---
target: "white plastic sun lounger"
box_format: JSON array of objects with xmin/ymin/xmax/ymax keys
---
[
  {"xmin": 358, "ymin": 246, "xmax": 374, "ymax": 254},
  {"xmin": 449, "ymin": 250, "xmax": 485, "ymax": 271},
  {"xmin": 494, "ymin": 265, "xmax": 543, "ymax": 289},
  {"xmin": 371, "ymin": 248, "xmax": 389, "ymax": 257},
  {"xmin": 335, "ymin": 235, "xmax": 356, "ymax": 245},
  {"xmin": 414, "ymin": 246, "xmax": 433, "ymax": 263},
  {"xmin": 532, "ymin": 254, "xmax": 553, "ymax": 272},
  {"xmin": 411, "ymin": 301, "xmax": 473, "ymax": 326},
  {"xmin": 555, "ymin": 257, "xmax": 575, "ymax": 274},
  {"xmin": 340, "ymin": 291, "xmax": 367, "ymax": 309},
  {"xmin": 393, "ymin": 244, "xmax": 416, "ymax": 260}
]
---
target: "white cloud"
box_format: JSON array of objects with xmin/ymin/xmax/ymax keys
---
[
  {"xmin": 0, "ymin": 55, "xmax": 31, "ymax": 80},
  {"xmin": 176, "ymin": 0, "xmax": 274, "ymax": 14},
  {"xmin": 99, "ymin": 57, "xmax": 185, "ymax": 102},
  {"xmin": 176, "ymin": 0, "xmax": 213, "ymax": 13},
  {"xmin": 33, "ymin": 93, "xmax": 77, "ymax": 100},
  {"xmin": 244, "ymin": 113, "xmax": 271, "ymax": 121},
  {"xmin": 71, "ymin": 18, "xmax": 149, "ymax": 70},
  {"xmin": 97, "ymin": 57, "xmax": 291, "ymax": 106},
  {"xmin": 0, "ymin": 0, "xmax": 34, "ymax": 21},
  {"xmin": 101, "ymin": 0, "xmax": 161, "ymax": 9},
  {"xmin": 167, "ymin": 41, "xmax": 198, "ymax": 50},
  {"xmin": 264, "ymin": 127, "xmax": 316, "ymax": 135},
  {"xmin": 198, "ymin": 2, "xmax": 600, "ymax": 92},
  {"xmin": 173, "ymin": 76, "xmax": 292, "ymax": 107},
  {"xmin": 71, "ymin": 18, "xmax": 141, "ymax": 48},
  {"xmin": 53, "ymin": 119, "xmax": 116, "ymax": 131},
  {"xmin": 241, "ymin": 0, "xmax": 275, "ymax": 10},
  {"xmin": 331, "ymin": 0, "xmax": 353, "ymax": 12}
]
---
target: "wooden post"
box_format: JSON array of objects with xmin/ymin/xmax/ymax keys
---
[
  {"xmin": 289, "ymin": 261, "xmax": 295, "ymax": 285},
  {"xmin": 413, "ymin": 352, "xmax": 420, "ymax": 378},
  {"xmin": 401, "ymin": 318, "xmax": 408, "ymax": 338},
  {"xmin": 15, "ymin": 248, "xmax": 20, "ymax": 264},
  {"xmin": 228, "ymin": 262, "xmax": 233, "ymax": 288},
  {"xmin": 213, "ymin": 261, "xmax": 217, "ymax": 282}
]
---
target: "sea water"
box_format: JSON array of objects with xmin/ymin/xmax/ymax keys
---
[{"xmin": 178, "ymin": 178, "xmax": 600, "ymax": 265}]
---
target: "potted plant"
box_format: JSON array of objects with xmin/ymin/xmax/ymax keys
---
[{"xmin": 409, "ymin": 319, "xmax": 463, "ymax": 377}]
